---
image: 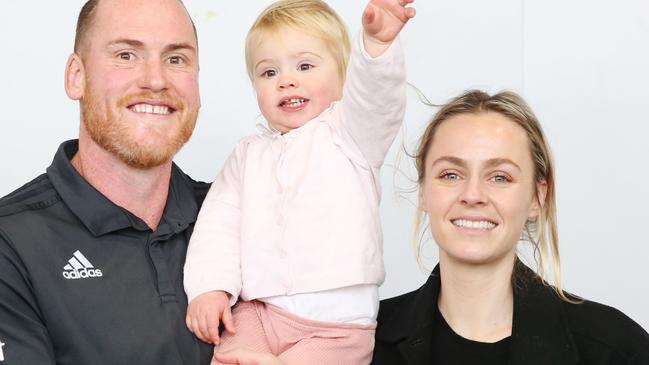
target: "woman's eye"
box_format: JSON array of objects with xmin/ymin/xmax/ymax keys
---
[
  {"xmin": 441, "ymin": 172, "xmax": 460, "ymax": 180},
  {"xmin": 491, "ymin": 174, "xmax": 511, "ymax": 183}
]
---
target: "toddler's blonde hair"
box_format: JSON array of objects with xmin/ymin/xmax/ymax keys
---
[{"xmin": 245, "ymin": 0, "xmax": 351, "ymax": 83}]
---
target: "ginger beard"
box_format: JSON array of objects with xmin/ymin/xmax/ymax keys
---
[{"xmin": 80, "ymin": 78, "xmax": 198, "ymax": 169}]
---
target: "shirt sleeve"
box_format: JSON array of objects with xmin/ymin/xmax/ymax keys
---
[
  {"xmin": 183, "ymin": 143, "xmax": 244, "ymax": 306},
  {"xmin": 335, "ymin": 31, "xmax": 407, "ymax": 168},
  {"xmin": 0, "ymin": 230, "xmax": 56, "ymax": 365}
]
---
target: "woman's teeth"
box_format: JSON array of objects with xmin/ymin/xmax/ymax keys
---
[{"xmin": 452, "ymin": 219, "xmax": 496, "ymax": 229}]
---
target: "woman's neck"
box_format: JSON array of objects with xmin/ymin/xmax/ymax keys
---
[{"xmin": 437, "ymin": 252, "xmax": 516, "ymax": 343}]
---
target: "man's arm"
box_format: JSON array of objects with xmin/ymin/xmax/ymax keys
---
[{"xmin": 0, "ymin": 231, "xmax": 56, "ymax": 365}]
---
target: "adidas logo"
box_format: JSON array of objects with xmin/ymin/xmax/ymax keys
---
[{"xmin": 62, "ymin": 250, "xmax": 103, "ymax": 280}]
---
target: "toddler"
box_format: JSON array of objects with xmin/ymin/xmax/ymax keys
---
[{"xmin": 184, "ymin": 0, "xmax": 415, "ymax": 363}]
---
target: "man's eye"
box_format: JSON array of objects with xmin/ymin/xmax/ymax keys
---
[
  {"xmin": 168, "ymin": 56, "xmax": 183, "ymax": 65},
  {"xmin": 117, "ymin": 52, "xmax": 134, "ymax": 61},
  {"xmin": 298, "ymin": 63, "xmax": 313, "ymax": 71}
]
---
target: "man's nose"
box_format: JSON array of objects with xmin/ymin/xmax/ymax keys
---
[{"xmin": 138, "ymin": 59, "xmax": 168, "ymax": 92}]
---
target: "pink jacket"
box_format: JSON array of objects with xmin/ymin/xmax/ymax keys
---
[{"xmin": 184, "ymin": 36, "xmax": 406, "ymax": 303}]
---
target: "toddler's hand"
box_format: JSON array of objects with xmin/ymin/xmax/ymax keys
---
[
  {"xmin": 186, "ymin": 290, "xmax": 235, "ymax": 344},
  {"xmin": 362, "ymin": 0, "xmax": 416, "ymax": 57}
]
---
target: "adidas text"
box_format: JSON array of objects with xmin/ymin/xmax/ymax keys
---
[
  {"xmin": 62, "ymin": 268, "xmax": 103, "ymax": 280},
  {"xmin": 62, "ymin": 250, "xmax": 102, "ymax": 280}
]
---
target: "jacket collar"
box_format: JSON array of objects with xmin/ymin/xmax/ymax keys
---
[
  {"xmin": 376, "ymin": 260, "xmax": 580, "ymax": 364},
  {"xmin": 47, "ymin": 140, "xmax": 200, "ymax": 237},
  {"xmin": 509, "ymin": 261, "xmax": 580, "ymax": 364}
]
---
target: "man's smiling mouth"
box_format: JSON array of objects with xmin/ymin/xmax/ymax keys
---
[{"xmin": 128, "ymin": 103, "xmax": 175, "ymax": 115}]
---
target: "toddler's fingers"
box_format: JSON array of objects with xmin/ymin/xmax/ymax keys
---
[
  {"xmin": 199, "ymin": 315, "xmax": 216, "ymax": 344},
  {"xmin": 207, "ymin": 315, "xmax": 221, "ymax": 345},
  {"xmin": 185, "ymin": 315, "xmax": 197, "ymax": 335},
  {"xmin": 362, "ymin": 3, "xmax": 376, "ymax": 26},
  {"xmin": 405, "ymin": 7, "xmax": 416, "ymax": 19},
  {"xmin": 185, "ymin": 314, "xmax": 193, "ymax": 332},
  {"xmin": 222, "ymin": 306, "xmax": 237, "ymax": 335}
]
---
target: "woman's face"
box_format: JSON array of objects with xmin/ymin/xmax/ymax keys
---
[{"xmin": 420, "ymin": 112, "xmax": 545, "ymax": 266}]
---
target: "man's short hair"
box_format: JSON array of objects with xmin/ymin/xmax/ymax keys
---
[{"xmin": 73, "ymin": 0, "xmax": 198, "ymax": 54}]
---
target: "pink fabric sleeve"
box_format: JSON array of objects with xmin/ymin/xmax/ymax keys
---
[
  {"xmin": 336, "ymin": 33, "xmax": 407, "ymax": 168},
  {"xmin": 183, "ymin": 142, "xmax": 245, "ymax": 305}
]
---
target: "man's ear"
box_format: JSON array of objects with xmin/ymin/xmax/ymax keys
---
[
  {"xmin": 65, "ymin": 53, "xmax": 85, "ymax": 100},
  {"xmin": 529, "ymin": 180, "xmax": 548, "ymax": 219}
]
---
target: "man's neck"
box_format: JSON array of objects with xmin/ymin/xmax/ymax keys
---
[
  {"xmin": 72, "ymin": 133, "xmax": 172, "ymax": 231},
  {"xmin": 437, "ymin": 252, "xmax": 516, "ymax": 343}
]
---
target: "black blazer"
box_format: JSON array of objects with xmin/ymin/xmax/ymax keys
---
[{"xmin": 372, "ymin": 261, "xmax": 649, "ymax": 365}]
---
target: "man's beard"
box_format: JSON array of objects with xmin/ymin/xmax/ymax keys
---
[{"xmin": 80, "ymin": 80, "xmax": 198, "ymax": 169}]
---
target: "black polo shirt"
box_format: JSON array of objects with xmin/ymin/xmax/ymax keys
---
[{"xmin": 0, "ymin": 140, "xmax": 213, "ymax": 365}]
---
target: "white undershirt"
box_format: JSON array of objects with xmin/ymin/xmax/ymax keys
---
[{"xmin": 260, "ymin": 284, "xmax": 379, "ymax": 325}]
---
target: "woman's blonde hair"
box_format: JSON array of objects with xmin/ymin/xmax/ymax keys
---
[
  {"xmin": 244, "ymin": 0, "xmax": 350, "ymax": 83},
  {"xmin": 413, "ymin": 90, "xmax": 571, "ymax": 301}
]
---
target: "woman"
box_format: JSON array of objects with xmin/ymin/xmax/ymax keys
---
[
  {"xmin": 371, "ymin": 90, "xmax": 649, "ymax": 364},
  {"xmin": 210, "ymin": 90, "xmax": 649, "ymax": 365}
]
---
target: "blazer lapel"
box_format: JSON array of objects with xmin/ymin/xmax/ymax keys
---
[
  {"xmin": 397, "ymin": 327, "xmax": 434, "ymax": 365},
  {"xmin": 509, "ymin": 261, "xmax": 579, "ymax": 365}
]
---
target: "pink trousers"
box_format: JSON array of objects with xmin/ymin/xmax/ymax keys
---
[{"xmin": 212, "ymin": 300, "xmax": 376, "ymax": 365}]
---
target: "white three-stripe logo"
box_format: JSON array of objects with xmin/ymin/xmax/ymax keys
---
[
  {"xmin": 62, "ymin": 250, "xmax": 103, "ymax": 280},
  {"xmin": 64, "ymin": 250, "xmax": 95, "ymax": 271},
  {"xmin": 0, "ymin": 340, "xmax": 5, "ymax": 361}
]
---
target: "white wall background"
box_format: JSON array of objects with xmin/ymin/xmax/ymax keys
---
[{"xmin": 1, "ymin": 1, "xmax": 647, "ymax": 330}]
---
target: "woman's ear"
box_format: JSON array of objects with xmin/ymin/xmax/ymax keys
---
[
  {"xmin": 418, "ymin": 187, "xmax": 428, "ymax": 213},
  {"xmin": 65, "ymin": 53, "xmax": 85, "ymax": 101},
  {"xmin": 529, "ymin": 180, "xmax": 548, "ymax": 219}
]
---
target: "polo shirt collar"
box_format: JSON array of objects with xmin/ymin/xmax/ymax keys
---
[
  {"xmin": 47, "ymin": 140, "xmax": 199, "ymax": 237},
  {"xmin": 376, "ymin": 261, "xmax": 580, "ymax": 364}
]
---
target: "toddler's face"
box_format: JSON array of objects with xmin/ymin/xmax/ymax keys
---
[{"xmin": 251, "ymin": 27, "xmax": 343, "ymax": 133}]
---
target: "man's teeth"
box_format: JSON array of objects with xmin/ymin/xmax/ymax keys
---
[
  {"xmin": 282, "ymin": 98, "xmax": 306, "ymax": 107},
  {"xmin": 131, "ymin": 104, "xmax": 170, "ymax": 115},
  {"xmin": 452, "ymin": 219, "xmax": 496, "ymax": 229}
]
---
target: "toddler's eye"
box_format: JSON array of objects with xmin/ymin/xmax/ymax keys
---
[
  {"xmin": 298, "ymin": 63, "xmax": 313, "ymax": 71},
  {"xmin": 261, "ymin": 69, "xmax": 277, "ymax": 78}
]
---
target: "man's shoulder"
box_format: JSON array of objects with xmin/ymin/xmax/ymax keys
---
[
  {"xmin": 172, "ymin": 167, "xmax": 211, "ymax": 206},
  {"xmin": 0, "ymin": 173, "xmax": 61, "ymax": 220},
  {"xmin": 562, "ymin": 297, "xmax": 649, "ymax": 361}
]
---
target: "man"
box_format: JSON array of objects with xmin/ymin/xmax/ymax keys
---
[{"xmin": 0, "ymin": 0, "xmax": 213, "ymax": 363}]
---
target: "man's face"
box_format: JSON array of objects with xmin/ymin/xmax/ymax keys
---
[{"xmin": 75, "ymin": 0, "xmax": 200, "ymax": 168}]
